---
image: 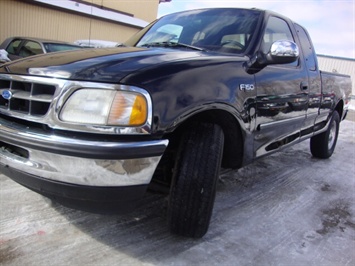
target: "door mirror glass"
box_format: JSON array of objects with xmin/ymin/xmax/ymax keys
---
[{"xmin": 266, "ymin": 40, "xmax": 299, "ymax": 64}]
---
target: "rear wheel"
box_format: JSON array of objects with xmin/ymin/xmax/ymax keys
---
[
  {"xmin": 168, "ymin": 122, "xmax": 224, "ymax": 238},
  {"xmin": 310, "ymin": 111, "xmax": 340, "ymax": 159}
]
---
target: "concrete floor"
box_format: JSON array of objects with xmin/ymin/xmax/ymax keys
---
[{"xmin": 0, "ymin": 118, "xmax": 354, "ymax": 266}]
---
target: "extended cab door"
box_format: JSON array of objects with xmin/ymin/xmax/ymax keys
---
[
  {"xmin": 294, "ymin": 23, "xmax": 322, "ymax": 139},
  {"xmin": 254, "ymin": 16, "xmax": 309, "ymax": 157}
]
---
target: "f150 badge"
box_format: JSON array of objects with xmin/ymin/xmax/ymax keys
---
[
  {"xmin": 2, "ymin": 90, "xmax": 12, "ymax": 100},
  {"xmin": 239, "ymin": 84, "xmax": 255, "ymax": 91}
]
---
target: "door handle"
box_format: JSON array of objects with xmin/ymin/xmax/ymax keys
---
[{"xmin": 300, "ymin": 81, "xmax": 308, "ymax": 91}]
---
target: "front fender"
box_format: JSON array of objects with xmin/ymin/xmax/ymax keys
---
[{"xmin": 121, "ymin": 57, "xmax": 256, "ymax": 134}]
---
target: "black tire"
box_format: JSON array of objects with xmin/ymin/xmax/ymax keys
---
[
  {"xmin": 310, "ymin": 111, "xmax": 340, "ymax": 159},
  {"xmin": 168, "ymin": 122, "xmax": 224, "ymax": 238}
]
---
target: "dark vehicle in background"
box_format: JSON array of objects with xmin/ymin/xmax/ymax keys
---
[
  {"xmin": 0, "ymin": 8, "xmax": 352, "ymax": 238},
  {"xmin": 0, "ymin": 36, "xmax": 83, "ymax": 60}
]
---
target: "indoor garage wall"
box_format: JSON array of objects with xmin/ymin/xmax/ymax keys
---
[{"xmin": 0, "ymin": 0, "xmax": 149, "ymax": 44}]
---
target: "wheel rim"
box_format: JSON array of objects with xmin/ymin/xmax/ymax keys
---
[{"xmin": 328, "ymin": 120, "xmax": 337, "ymax": 149}]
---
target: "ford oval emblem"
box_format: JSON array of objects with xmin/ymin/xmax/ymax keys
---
[{"xmin": 2, "ymin": 90, "xmax": 12, "ymax": 100}]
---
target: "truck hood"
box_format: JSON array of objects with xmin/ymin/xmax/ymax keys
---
[{"xmin": 0, "ymin": 47, "xmax": 208, "ymax": 82}]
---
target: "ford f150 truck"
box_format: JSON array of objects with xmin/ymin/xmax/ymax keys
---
[{"xmin": 0, "ymin": 8, "xmax": 352, "ymax": 238}]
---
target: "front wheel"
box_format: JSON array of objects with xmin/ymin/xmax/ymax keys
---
[
  {"xmin": 310, "ymin": 111, "xmax": 340, "ymax": 159},
  {"xmin": 168, "ymin": 122, "xmax": 224, "ymax": 238}
]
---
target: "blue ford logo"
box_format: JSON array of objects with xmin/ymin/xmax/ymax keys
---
[{"xmin": 2, "ymin": 90, "xmax": 12, "ymax": 100}]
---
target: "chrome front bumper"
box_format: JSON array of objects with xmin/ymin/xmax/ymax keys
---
[{"xmin": 0, "ymin": 118, "xmax": 168, "ymax": 187}]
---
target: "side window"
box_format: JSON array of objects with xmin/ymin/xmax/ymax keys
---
[
  {"xmin": 6, "ymin": 39, "xmax": 22, "ymax": 55},
  {"xmin": 295, "ymin": 24, "xmax": 317, "ymax": 71},
  {"xmin": 18, "ymin": 41, "xmax": 43, "ymax": 57},
  {"xmin": 262, "ymin": 16, "xmax": 298, "ymax": 66}
]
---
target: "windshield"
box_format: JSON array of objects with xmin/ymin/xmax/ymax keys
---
[{"xmin": 131, "ymin": 8, "xmax": 261, "ymax": 54}]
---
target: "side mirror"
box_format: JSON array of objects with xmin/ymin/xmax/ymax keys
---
[
  {"xmin": 265, "ymin": 40, "xmax": 299, "ymax": 64},
  {"xmin": 245, "ymin": 40, "xmax": 300, "ymax": 74}
]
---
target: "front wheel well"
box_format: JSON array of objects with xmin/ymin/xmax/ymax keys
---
[{"xmin": 152, "ymin": 110, "xmax": 244, "ymax": 189}]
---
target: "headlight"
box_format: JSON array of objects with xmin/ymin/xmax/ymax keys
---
[{"xmin": 59, "ymin": 89, "xmax": 148, "ymax": 126}]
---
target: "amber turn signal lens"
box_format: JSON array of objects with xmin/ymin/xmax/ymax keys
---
[
  {"xmin": 108, "ymin": 92, "xmax": 147, "ymax": 126},
  {"xmin": 129, "ymin": 94, "xmax": 148, "ymax": 125}
]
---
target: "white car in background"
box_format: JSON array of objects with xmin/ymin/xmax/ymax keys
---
[{"xmin": 74, "ymin": 39, "xmax": 122, "ymax": 48}]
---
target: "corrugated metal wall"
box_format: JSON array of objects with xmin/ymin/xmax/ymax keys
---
[
  {"xmin": 318, "ymin": 55, "xmax": 355, "ymax": 96},
  {"xmin": 0, "ymin": 0, "xmax": 145, "ymax": 44},
  {"xmin": 82, "ymin": 0, "xmax": 159, "ymax": 22}
]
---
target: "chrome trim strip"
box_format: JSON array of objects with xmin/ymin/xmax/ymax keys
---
[{"xmin": 257, "ymin": 115, "xmax": 305, "ymax": 131}]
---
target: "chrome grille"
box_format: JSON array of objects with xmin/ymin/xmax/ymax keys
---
[{"xmin": 0, "ymin": 78, "xmax": 56, "ymax": 116}]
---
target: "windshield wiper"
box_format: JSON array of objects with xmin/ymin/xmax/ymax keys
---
[{"xmin": 139, "ymin": 42, "xmax": 206, "ymax": 52}]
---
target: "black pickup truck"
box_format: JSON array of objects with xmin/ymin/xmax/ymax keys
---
[{"xmin": 0, "ymin": 8, "xmax": 352, "ymax": 238}]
